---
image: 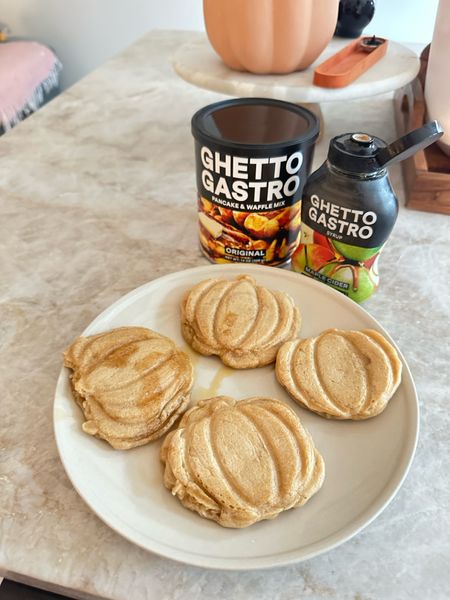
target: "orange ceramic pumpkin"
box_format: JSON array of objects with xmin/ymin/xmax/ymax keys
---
[{"xmin": 204, "ymin": 0, "xmax": 339, "ymax": 74}]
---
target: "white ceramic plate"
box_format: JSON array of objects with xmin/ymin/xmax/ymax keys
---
[{"xmin": 54, "ymin": 264, "xmax": 419, "ymax": 570}]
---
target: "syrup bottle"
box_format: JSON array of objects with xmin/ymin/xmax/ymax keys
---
[{"xmin": 292, "ymin": 121, "xmax": 443, "ymax": 302}]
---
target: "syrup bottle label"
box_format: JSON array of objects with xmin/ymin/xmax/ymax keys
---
[
  {"xmin": 293, "ymin": 222, "xmax": 382, "ymax": 303},
  {"xmin": 293, "ymin": 189, "xmax": 387, "ymax": 303}
]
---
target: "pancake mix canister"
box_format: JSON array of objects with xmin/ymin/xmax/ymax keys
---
[
  {"xmin": 192, "ymin": 98, "xmax": 319, "ymax": 266},
  {"xmin": 292, "ymin": 121, "xmax": 443, "ymax": 302}
]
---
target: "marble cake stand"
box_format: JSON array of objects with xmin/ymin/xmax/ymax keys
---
[{"xmin": 173, "ymin": 35, "xmax": 420, "ymax": 132}]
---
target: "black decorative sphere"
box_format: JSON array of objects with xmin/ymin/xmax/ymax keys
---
[{"xmin": 335, "ymin": 0, "xmax": 376, "ymax": 38}]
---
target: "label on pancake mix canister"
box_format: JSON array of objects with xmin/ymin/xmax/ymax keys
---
[
  {"xmin": 191, "ymin": 98, "xmax": 319, "ymax": 267},
  {"xmin": 196, "ymin": 145, "xmax": 304, "ymax": 266}
]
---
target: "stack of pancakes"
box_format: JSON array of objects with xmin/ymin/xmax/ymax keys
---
[
  {"xmin": 161, "ymin": 396, "xmax": 325, "ymax": 528},
  {"xmin": 64, "ymin": 327, "xmax": 193, "ymax": 449},
  {"xmin": 276, "ymin": 328, "xmax": 402, "ymax": 419},
  {"xmin": 181, "ymin": 275, "xmax": 300, "ymax": 368}
]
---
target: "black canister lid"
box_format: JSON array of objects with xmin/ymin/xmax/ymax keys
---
[
  {"xmin": 192, "ymin": 98, "xmax": 320, "ymax": 150},
  {"xmin": 327, "ymin": 132, "xmax": 387, "ymax": 174}
]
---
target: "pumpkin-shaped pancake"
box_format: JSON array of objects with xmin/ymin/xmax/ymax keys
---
[
  {"xmin": 181, "ymin": 275, "xmax": 301, "ymax": 368},
  {"xmin": 161, "ymin": 396, "xmax": 325, "ymax": 528},
  {"xmin": 276, "ymin": 329, "xmax": 402, "ymax": 420},
  {"xmin": 64, "ymin": 327, "xmax": 193, "ymax": 449}
]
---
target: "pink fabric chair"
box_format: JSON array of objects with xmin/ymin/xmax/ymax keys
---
[{"xmin": 0, "ymin": 40, "xmax": 61, "ymax": 131}]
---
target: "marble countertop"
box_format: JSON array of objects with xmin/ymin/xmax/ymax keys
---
[{"xmin": 0, "ymin": 31, "xmax": 449, "ymax": 600}]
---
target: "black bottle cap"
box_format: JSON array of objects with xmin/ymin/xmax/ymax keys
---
[
  {"xmin": 327, "ymin": 132, "xmax": 387, "ymax": 174},
  {"xmin": 328, "ymin": 121, "xmax": 443, "ymax": 175}
]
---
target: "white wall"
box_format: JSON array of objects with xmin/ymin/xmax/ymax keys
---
[
  {"xmin": 0, "ymin": 0, "xmax": 439, "ymax": 91},
  {"xmin": 369, "ymin": 0, "xmax": 439, "ymax": 46},
  {"xmin": 0, "ymin": 0, "xmax": 204, "ymax": 89}
]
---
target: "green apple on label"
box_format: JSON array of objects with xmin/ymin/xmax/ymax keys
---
[
  {"xmin": 332, "ymin": 240, "xmax": 381, "ymax": 262},
  {"xmin": 319, "ymin": 262, "xmax": 378, "ymax": 303}
]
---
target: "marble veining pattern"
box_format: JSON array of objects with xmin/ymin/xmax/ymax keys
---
[
  {"xmin": 0, "ymin": 31, "xmax": 449, "ymax": 600},
  {"xmin": 173, "ymin": 36, "xmax": 420, "ymax": 103}
]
